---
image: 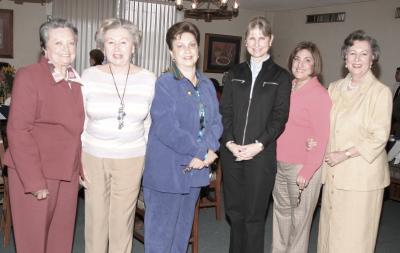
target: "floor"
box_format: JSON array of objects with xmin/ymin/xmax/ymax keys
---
[{"xmin": 1, "ymin": 193, "xmax": 400, "ymax": 252}]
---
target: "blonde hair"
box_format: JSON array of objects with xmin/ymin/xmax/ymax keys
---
[
  {"xmin": 95, "ymin": 18, "xmax": 141, "ymax": 50},
  {"xmin": 245, "ymin": 16, "xmax": 272, "ymax": 39}
]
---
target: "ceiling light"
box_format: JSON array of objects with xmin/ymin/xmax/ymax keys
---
[{"xmin": 174, "ymin": 0, "xmax": 239, "ymax": 22}]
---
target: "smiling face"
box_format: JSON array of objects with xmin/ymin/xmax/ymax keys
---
[
  {"xmin": 103, "ymin": 27, "xmax": 135, "ymax": 68},
  {"xmin": 245, "ymin": 27, "xmax": 273, "ymax": 62},
  {"xmin": 345, "ymin": 40, "xmax": 373, "ymax": 80},
  {"xmin": 44, "ymin": 27, "xmax": 76, "ymax": 71},
  {"xmin": 169, "ymin": 32, "xmax": 199, "ymax": 70},
  {"xmin": 291, "ymin": 49, "xmax": 314, "ymax": 82}
]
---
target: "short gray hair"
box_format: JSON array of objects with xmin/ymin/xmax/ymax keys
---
[
  {"xmin": 341, "ymin": 30, "xmax": 380, "ymax": 62},
  {"xmin": 39, "ymin": 18, "xmax": 78, "ymax": 50},
  {"xmin": 95, "ymin": 18, "xmax": 141, "ymax": 50}
]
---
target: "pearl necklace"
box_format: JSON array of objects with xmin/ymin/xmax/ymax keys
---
[{"xmin": 346, "ymin": 79, "xmax": 359, "ymax": 91}]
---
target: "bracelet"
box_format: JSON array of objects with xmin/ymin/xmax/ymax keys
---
[{"xmin": 344, "ymin": 149, "xmax": 351, "ymax": 159}]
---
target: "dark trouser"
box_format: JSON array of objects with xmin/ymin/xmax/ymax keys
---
[{"xmin": 221, "ymin": 148, "xmax": 276, "ymax": 253}]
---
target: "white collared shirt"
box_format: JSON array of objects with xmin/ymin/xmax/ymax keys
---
[{"xmin": 249, "ymin": 54, "xmax": 270, "ymax": 99}]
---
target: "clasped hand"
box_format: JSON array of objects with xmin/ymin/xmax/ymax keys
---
[
  {"xmin": 226, "ymin": 142, "xmax": 263, "ymax": 161},
  {"xmin": 32, "ymin": 189, "xmax": 49, "ymax": 200},
  {"xmin": 185, "ymin": 149, "xmax": 218, "ymax": 171},
  {"xmin": 324, "ymin": 151, "xmax": 348, "ymax": 167}
]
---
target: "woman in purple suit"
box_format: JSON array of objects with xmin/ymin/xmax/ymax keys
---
[{"xmin": 143, "ymin": 21, "xmax": 222, "ymax": 253}]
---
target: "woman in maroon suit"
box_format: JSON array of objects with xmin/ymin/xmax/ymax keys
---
[{"xmin": 3, "ymin": 18, "xmax": 84, "ymax": 253}]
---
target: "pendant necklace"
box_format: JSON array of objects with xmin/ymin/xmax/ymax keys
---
[{"xmin": 109, "ymin": 64, "xmax": 130, "ymax": 129}]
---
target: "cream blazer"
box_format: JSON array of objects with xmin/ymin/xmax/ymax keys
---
[{"xmin": 322, "ymin": 71, "xmax": 392, "ymax": 191}]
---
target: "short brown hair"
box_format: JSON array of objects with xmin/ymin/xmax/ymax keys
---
[
  {"xmin": 245, "ymin": 16, "xmax": 272, "ymax": 39},
  {"xmin": 341, "ymin": 30, "xmax": 380, "ymax": 62},
  {"xmin": 95, "ymin": 18, "xmax": 141, "ymax": 50},
  {"xmin": 288, "ymin": 41, "xmax": 322, "ymax": 78},
  {"xmin": 166, "ymin": 21, "xmax": 200, "ymax": 50}
]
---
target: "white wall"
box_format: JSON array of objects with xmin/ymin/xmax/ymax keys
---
[
  {"xmin": 186, "ymin": 9, "xmax": 270, "ymax": 83},
  {"xmin": 0, "ymin": 1, "xmax": 47, "ymax": 68},
  {"xmin": 271, "ymin": 0, "xmax": 400, "ymax": 91},
  {"xmin": 3, "ymin": 0, "xmax": 399, "ymax": 89}
]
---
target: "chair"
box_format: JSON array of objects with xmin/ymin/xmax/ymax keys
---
[
  {"xmin": 199, "ymin": 159, "xmax": 222, "ymax": 220},
  {"xmin": 133, "ymin": 188, "xmax": 200, "ymax": 253},
  {"xmin": 189, "ymin": 199, "xmax": 200, "ymax": 253},
  {"xmin": 0, "ymin": 171, "xmax": 4, "ymax": 197},
  {"xmin": 0, "ymin": 139, "xmax": 12, "ymax": 248},
  {"xmin": 133, "ymin": 190, "xmax": 145, "ymax": 243}
]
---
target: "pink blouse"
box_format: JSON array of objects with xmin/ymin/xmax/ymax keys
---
[{"xmin": 277, "ymin": 77, "xmax": 331, "ymax": 181}]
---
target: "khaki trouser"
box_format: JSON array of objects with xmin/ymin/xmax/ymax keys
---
[
  {"xmin": 317, "ymin": 169, "xmax": 384, "ymax": 253},
  {"xmin": 272, "ymin": 162, "xmax": 322, "ymax": 253},
  {"xmin": 83, "ymin": 152, "xmax": 144, "ymax": 253}
]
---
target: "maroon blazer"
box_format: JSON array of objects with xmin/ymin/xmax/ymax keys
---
[{"xmin": 4, "ymin": 57, "xmax": 84, "ymax": 193}]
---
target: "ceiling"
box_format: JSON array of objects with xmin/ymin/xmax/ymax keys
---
[
  {"xmin": 6, "ymin": 0, "xmax": 374, "ymax": 10},
  {"xmin": 238, "ymin": 0, "xmax": 374, "ymax": 12},
  {"xmin": 3, "ymin": 0, "xmax": 51, "ymax": 4}
]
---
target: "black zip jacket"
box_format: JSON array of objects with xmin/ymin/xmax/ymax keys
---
[{"xmin": 220, "ymin": 58, "xmax": 291, "ymax": 151}]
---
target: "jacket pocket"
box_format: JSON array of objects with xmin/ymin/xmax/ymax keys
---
[
  {"xmin": 232, "ymin": 78, "xmax": 246, "ymax": 84},
  {"xmin": 262, "ymin": 81, "xmax": 279, "ymax": 87}
]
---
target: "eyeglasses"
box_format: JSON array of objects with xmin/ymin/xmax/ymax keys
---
[
  {"xmin": 297, "ymin": 188, "xmax": 303, "ymax": 207},
  {"xmin": 181, "ymin": 164, "xmax": 193, "ymax": 174}
]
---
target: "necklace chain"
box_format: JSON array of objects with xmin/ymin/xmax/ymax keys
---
[{"xmin": 109, "ymin": 64, "xmax": 130, "ymax": 129}]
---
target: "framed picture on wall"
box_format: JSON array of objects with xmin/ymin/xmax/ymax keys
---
[
  {"xmin": 0, "ymin": 9, "xmax": 13, "ymax": 58},
  {"xmin": 203, "ymin": 33, "xmax": 241, "ymax": 73}
]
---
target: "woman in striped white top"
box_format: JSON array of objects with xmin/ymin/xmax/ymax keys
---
[{"xmin": 80, "ymin": 18, "xmax": 156, "ymax": 253}]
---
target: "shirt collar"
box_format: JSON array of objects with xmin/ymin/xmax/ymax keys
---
[
  {"xmin": 250, "ymin": 54, "xmax": 270, "ymax": 70},
  {"xmin": 170, "ymin": 61, "xmax": 185, "ymax": 80},
  {"xmin": 169, "ymin": 62, "xmax": 203, "ymax": 84},
  {"xmin": 344, "ymin": 70, "xmax": 376, "ymax": 94},
  {"xmin": 46, "ymin": 59, "xmax": 83, "ymax": 86}
]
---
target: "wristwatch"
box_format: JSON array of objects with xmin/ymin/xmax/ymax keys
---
[
  {"xmin": 255, "ymin": 140, "xmax": 264, "ymax": 151},
  {"xmin": 226, "ymin": 140, "xmax": 235, "ymax": 147}
]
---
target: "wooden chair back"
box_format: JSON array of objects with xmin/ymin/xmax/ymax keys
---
[
  {"xmin": 199, "ymin": 159, "xmax": 222, "ymax": 220},
  {"xmin": 0, "ymin": 138, "xmax": 12, "ymax": 248}
]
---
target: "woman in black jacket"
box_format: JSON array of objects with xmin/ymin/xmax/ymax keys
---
[{"xmin": 220, "ymin": 16, "xmax": 291, "ymax": 253}]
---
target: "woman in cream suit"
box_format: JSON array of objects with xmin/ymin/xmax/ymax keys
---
[{"xmin": 317, "ymin": 30, "xmax": 392, "ymax": 253}]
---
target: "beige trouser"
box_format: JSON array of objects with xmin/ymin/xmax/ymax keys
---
[
  {"xmin": 83, "ymin": 152, "xmax": 144, "ymax": 253},
  {"xmin": 272, "ymin": 162, "xmax": 322, "ymax": 253},
  {"xmin": 317, "ymin": 169, "xmax": 384, "ymax": 253}
]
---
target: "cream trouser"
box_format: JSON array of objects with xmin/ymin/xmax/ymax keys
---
[
  {"xmin": 317, "ymin": 169, "xmax": 384, "ymax": 253},
  {"xmin": 272, "ymin": 162, "xmax": 322, "ymax": 253},
  {"xmin": 83, "ymin": 152, "xmax": 144, "ymax": 253}
]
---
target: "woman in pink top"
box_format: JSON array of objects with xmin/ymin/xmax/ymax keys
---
[{"xmin": 271, "ymin": 41, "xmax": 331, "ymax": 253}]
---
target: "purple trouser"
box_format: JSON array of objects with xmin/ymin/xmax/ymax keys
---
[{"xmin": 143, "ymin": 187, "xmax": 200, "ymax": 253}]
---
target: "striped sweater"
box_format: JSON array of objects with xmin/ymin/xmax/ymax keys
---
[{"xmin": 81, "ymin": 66, "xmax": 156, "ymax": 159}]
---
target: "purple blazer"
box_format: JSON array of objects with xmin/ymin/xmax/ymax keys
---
[
  {"xmin": 143, "ymin": 69, "xmax": 222, "ymax": 194},
  {"xmin": 4, "ymin": 57, "xmax": 84, "ymax": 193}
]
